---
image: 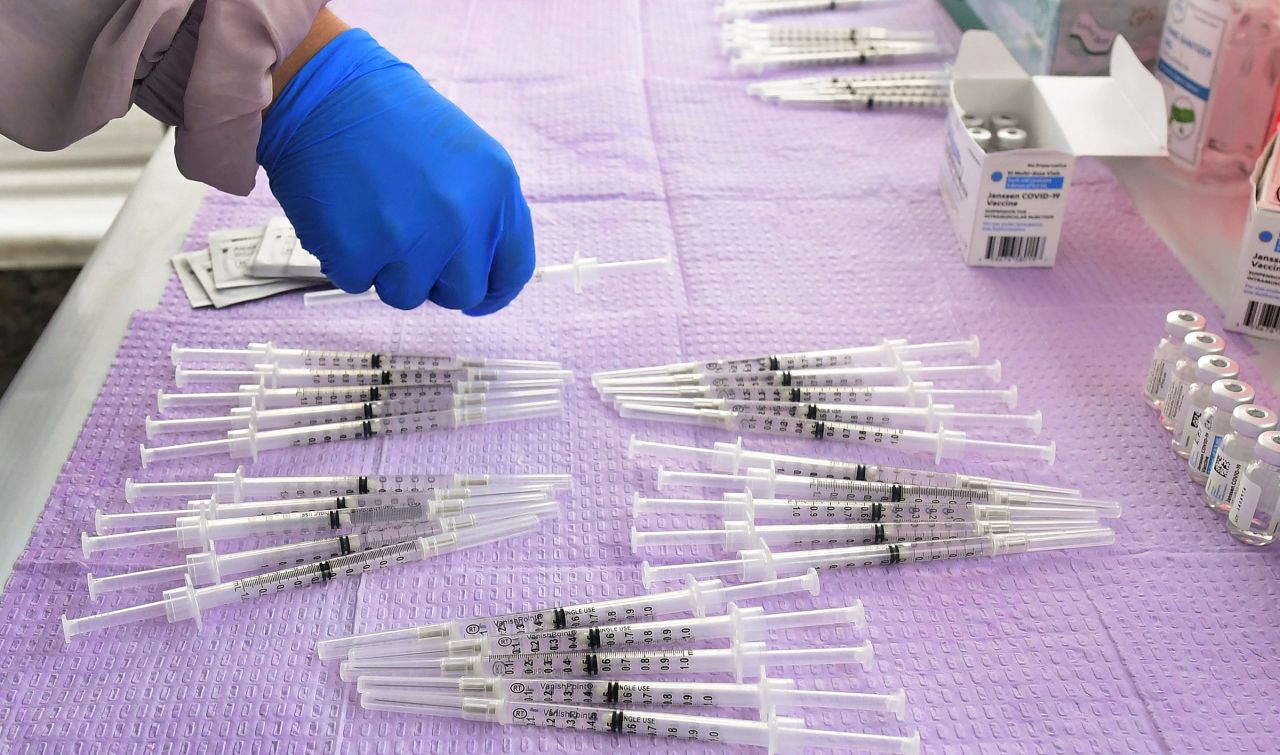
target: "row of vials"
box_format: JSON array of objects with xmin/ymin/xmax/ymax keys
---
[
  {"xmin": 960, "ymin": 112, "xmax": 1028, "ymax": 152},
  {"xmin": 138, "ymin": 343, "xmax": 570, "ymax": 465},
  {"xmin": 591, "ymin": 336, "xmax": 1058, "ymax": 465},
  {"xmin": 322, "ymin": 571, "xmax": 921, "ymax": 754},
  {"xmin": 1143, "ymin": 310, "xmax": 1280, "ymax": 546},
  {"xmin": 624, "ymin": 436, "xmax": 1117, "ymax": 586},
  {"xmin": 62, "ymin": 471, "xmax": 572, "ymax": 641}
]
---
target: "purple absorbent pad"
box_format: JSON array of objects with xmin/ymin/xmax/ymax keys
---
[{"xmin": 3, "ymin": 1, "xmax": 1279, "ymax": 752}]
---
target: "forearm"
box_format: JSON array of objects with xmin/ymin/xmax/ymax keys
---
[{"xmin": 271, "ymin": 9, "xmax": 350, "ymax": 103}]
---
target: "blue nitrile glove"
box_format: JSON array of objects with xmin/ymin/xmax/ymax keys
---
[{"xmin": 257, "ymin": 29, "xmax": 535, "ymax": 314}]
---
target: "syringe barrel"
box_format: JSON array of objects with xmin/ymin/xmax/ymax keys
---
[{"xmin": 769, "ymin": 686, "xmax": 909, "ymax": 720}]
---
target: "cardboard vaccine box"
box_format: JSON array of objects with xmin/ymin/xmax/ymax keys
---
[
  {"xmin": 938, "ymin": 31, "xmax": 1167, "ymax": 267},
  {"xmin": 1225, "ymin": 134, "xmax": 1280, "ymax": 341}
]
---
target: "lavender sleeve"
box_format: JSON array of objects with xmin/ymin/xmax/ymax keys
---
[{"xmin": 0, "ymin": 0, "xmax": 328, "ymax": 196}]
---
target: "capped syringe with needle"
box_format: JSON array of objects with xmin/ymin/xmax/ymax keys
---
[
  {"xmin": 614, "ymin": 396, "xmax": 1042, "ymax": 434},
  {"xmin": 340, "ymin": 638, "xmax": 876, "ymax": 682},
  {"xmin": 618, "ymin": 405, "xmax": 1055, "ymax": 464},
  {"xmin": 87, "ymin": 506, "xmax": 556, "ymax": 598},
  {"xmin": 721, "ymin": 19, "xmax": 936, "ymax": 54},
  {"xmin": 303, "ymin": 253, "xmax": 675, "ymax": 306},
  {"xmin": 316, "ymin": 571, "xmax": 820, "ymax": 660},
  {"xmin": 96, "ymin": 486, "xmax": 554, "ymax": 532},
  {"xmin": 145, "ymin": 389, "xmax": 561, "ymax": 438},
  {"xmin": 124, "ymin": 468, "xmax": 572, "ymax": 503},
  {"xmin": 358, "ymin": 671, "xmax": 908, "ymax": 719},
  {"xmin": 592, "ymin": 336, "xmax": 980, "ymax": 381},
  {"xmin": 157, "ymin": 378, "xmax": 567, "ymax": 412},
  {"xmin": 170, "ymin": 342, "xmax": 560, "ymax": 370},
  {"xmin": 600, "ymin": 360, "xmax": 1002, "ymax": 390},
  {"xmin": 61, "ymin": 515, "xmax": 543, "ymax": 642},
  {"xmin": 631, "ymin": 518, "xmax": 1101, "ymax": 554},
  {"xmin": 629, "ymin": 436, "xmax": 1077, "ymax": 496},
  {"xmin": 601, "ymin": 381, "xmax": 1017, "ymax": 409},
  {"xmin": 655, "ymin": 468, "xmax": 1113, "ymax": 509},
  {"xmin": 344, "ymin": 602, "xmax": 863, "ymax": 661},
  {"xmin": 641, "ymin": 529, "xmax": 1116, "ymax": 587},
  {"xmin": 139, "ymin": 400, "xmax": 562, "ymax": 466},
  {"xmin": 175, "ymin": 363, "xmax": 571, "ymax": 389},
  {"xmin": 359, "ymin": 694, "xmax": 920, "ymax": 754},
  {"xmin": 634, "ymin": 493, "xmax": 1111, "ymax": 524},
  {"xmin": 82, "ymin": 491, "xmax": 557, "ymax": 556},
  {"xmin": 730, "ymin": 42, "xmax": 947, "ymax": 75}
]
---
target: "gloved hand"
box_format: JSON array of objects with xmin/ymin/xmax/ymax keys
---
[{"xmin": 257, "ymin": 29, "xmax": 535, "ymax": 314}]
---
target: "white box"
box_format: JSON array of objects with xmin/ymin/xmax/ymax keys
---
[
  {"xmin": 938, "ymin": 31, "xmax": 1167, "ymax": 267},
  {"xmin": 1225, "ymin": 135, "xmax": 1280, "ymax": 341}
]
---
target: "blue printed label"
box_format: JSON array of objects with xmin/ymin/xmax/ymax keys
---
[{"xmin": 1005, "ymin": 176, "xmax": 1065, "ymax": 190}]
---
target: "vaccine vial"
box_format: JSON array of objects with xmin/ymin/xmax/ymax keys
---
[
  {"xmin": 1159, "ymin": 331, "xmax": 1226, "ymax": 432},
  {"xmin": 1188, "ymin": 379, "xmax": 1255, "ymax": 484},
  {"xmin": 1227, "ymin": 430, "xmax": 1280, "ymax": 546},
  {"xmin": 1204, "ymin": 404, "xmax": 1278, "ymax": 513},
  {"xmin": 994, "ymin": 127, "xmax": 1028, "ymax": 151},
  {"xmin": 1171, "ymin": 354, "xmax": 1239, "ymax": 459},
  {"xmin": 968, "ymin": 127, "xmax": 992, "ymax": 151},
  {"xmin": 1143, "ymin": 310, "xmax": 1207, "ymax": 410},
  {"xmin": 991, "ymin": 114, "xmax": 1019, "ymax": 130},
  {"xmin": 961, "ymin": 113, "xmax": 985, "ymax": 129}
]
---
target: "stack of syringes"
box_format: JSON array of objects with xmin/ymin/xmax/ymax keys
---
[
  {"xmin": 63, "ymin": 470, "xmax": 571, "ymax": 641},
  {"xmin": 302, "ymin": 248, "xmax": 675, "ymax": 307},
  {"xmin": 593, "ymin": 337, "xmax": 1059, "ymax": 465},
  {"xmin": 323, "ymin": 571, "xmax": 923, "ymax": 753},
  {"xmin": 138, "ymin": 342, "xmax": 570, "ymax": 465},
  {"xmin": 626, "ymin": 436, "xmax": 1118, "ymax": 586},
  {"xmin": 746, "ymin": 69, "xmax": 950, "ymax": 109},
  {"xmin": 715, "ymin": 0, "xmax": 902, "ymax": 20},
  {"xmin": 723, "ymin": 19, "xmax": 947, "ymax": 75}
]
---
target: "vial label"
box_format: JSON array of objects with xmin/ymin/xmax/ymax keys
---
[
  {"xmin": 1178, "ymin": 408, "xmax": 1204, "ymax": 449},
  {"xmin": 1205, "ymin": 448, "xmax": 1244, "ymax": 504},
  {"xmin": 1155, "ymin": 0, "xmax": 1230, "ymax": 168},
  {"xmin": 1144, "ymin": 354, "xmax": 1171, "ymax": 397},
  {"xmin": 1190, "ymin": 427, "xmax": 1223, "ymax": 476},
  {"xmin": 1229, "ymin": 478, "xmax": 1263, "ymax": 530},
  {"xmin": 1163, "ymin": 380, "xmax": 1189, "ymax": 427}
]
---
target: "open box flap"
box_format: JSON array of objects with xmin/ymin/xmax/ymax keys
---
[{"xmin": 1034, "ymin": 36, "xmax": 1167, "ymax": 157}]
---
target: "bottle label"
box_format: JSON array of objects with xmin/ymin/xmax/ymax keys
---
[
  {"xmin": 1155, "ymin": 0, "xmax": 1230, "ymax": 168},
  {"xmin": 1178, "ymin": 407, "xmax": 1203, "ymax": 449},
  {"xmin": 1144, "ymin": 354, "xmax": 1172, "ymax": 398},
  {"xmin": 1163, "ymin": 378, "xmax": 1189, "ymax": 425},
  {"xmin": 1227, "ymin": 478, "xmax": 1277, "ymax": 534},
  {"xmin": 1190, "ymin": 425, "xmax": 1223, "ymax": 475},
  {"xmin": 1204, "ymin": 447, "xmax": 1242, "ymax": 503}
]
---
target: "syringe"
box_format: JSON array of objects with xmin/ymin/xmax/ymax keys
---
[
  {"xmin": 634, "ymin": 493, "xmax": 1108, "ymax": 524},
  {"xmin": 599, "ymin": 381, "xmax": 1017, "ymax": 408},
  {"xmin": 641, "ymin": 529, "xmax": 1116, "ymax": 586},
  {"xmin": 157, "ymin": 378, "xmax": 567, "ymax": 412},
  {"xmin": 139, "ymin": 401, "xmax": 562, "ymax": 466},
  {"xmin": 125, "ymin": 468, "xmax": 571, "ymax": 503},
  {"xmin": 87, "ymin": 507, "xmax": 555, "ymax": 598},
  {"xmin": 175, "ymin": 363, "xmax": 571, "ymax": 389},
  {"xmin": 304, "ymin": 253, "xmax": 675, "ymax": 306},
  {"xmin": 597, "ymin": 360, "xmax": 1001, "ymax": 390},
  {"xmin": 629, "ymin": 436, "xmax": 1077, "ymax": 496},
  {"xmin": 316, "ymin": 571, "xmax": 820, "ymax": 660},
  {"xmin": 655, "ymin": 469, "xmax": 1113, "ymax": 509},
  {"xmin": 730, "ymin": 43, "xmax": 948, "ymax": 75},
  {"xmin": 145, "ymin": 389, "xmax": 561, "ymax": 437},
  {"xmin": 357, "ymin": 671, "xmax": 908, "ymax": 719},
  {"xmin": 631, "ymin": 518, "xmax": 1100, "ymax": 553},
  {"xmin": 591, "ymin": 337, "xmax": 979, "ymax": 381},
  {"xmin": 747, "ymin": 69, "xmax": 951, "ymax": 99},
  {"xmin": 614, "ymin": 396, "xmax": 1042, "ymax": 434},
  {"xmin": 359, "ymin": 695, "xmax": 920, "ymax": 755},
  {"xmin": 722, "ymin": 20, "xmax": 937, "ymax": 54},
  {"xmin": 715, "ymin": 0, "xmax": 898, "ymax": 20},
  {"xmin": 345, "ymin": 603, "xmax": 863, "ymax": 661},
  {"xmin": 757, "ymin": 91, "xmax": 949, "ymax": 110},
  {"xmin": 340, "ymin": 638, "xmax": 876, "ymax": 682},
  {"xmin": 170, "ymin": 342, "xmax": 560, "ymax": 371},
  {"xmin": 62, "ymin": 515, "xmax": 543, "ymax": 642},
  {"xmin": 618, "ymin": 405, "xmax": 1055, "ymax": 464},
  {"xmin": 96, "ymin": 486, "xmax": 553, "ymax": 532},
  {"xmin": 83, "ymin": 492, "xmax": 556, "ymax": 556}
]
